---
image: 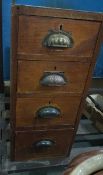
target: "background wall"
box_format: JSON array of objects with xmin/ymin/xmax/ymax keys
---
[{"xmin": 2, "ymin": 0, "xmax": 103, "ymax": 80}]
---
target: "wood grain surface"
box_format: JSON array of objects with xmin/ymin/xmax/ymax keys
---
[
  {"xmin": 17, "ymin": 60, "xmax": 90, "ymax": 94},
  {"xmin": 11, "ymin": 5, "xmax": 103, "ymax": 161},
  {"xmin": 14, "ymin": 128, "xmax": 74, "ymax": 161},
  {"xmin": 18, "ymin": 15, "xmax": 100, "ymax": 57},
  {"xmin": 16, "ymin": 95, "xmax": 81, "ymax": 128}
]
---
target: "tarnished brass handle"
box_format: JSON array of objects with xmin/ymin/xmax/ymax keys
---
[
  {"xmin": 43, "ymin": 30, "xmax": 74, "ymax": 48},
  {"xmin": 40, "ymin": 71, "xmax": 68, "ymax": 86},
  {"xmin": 35, "ymin": 140, "xmax": 55, "ymax": 149},
  {"xmin": 37, "ymin": 106, "xmax": 61, "ymax": 118}
]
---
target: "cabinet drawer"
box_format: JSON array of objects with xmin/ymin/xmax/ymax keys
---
[
  {"xmin": 17, "ymin": 60, "xmax": 90, "ymax": 94},
  {"xmin": 18, "ymin": 16, "xmax": 100, "ymax": 57},
  {"xmin": 16, "ymin": 95, "xmax": 81, "ymax": 128},
  {"xmin": 14, "ymin": 128, "xmax": 74, "ymax": 161}
]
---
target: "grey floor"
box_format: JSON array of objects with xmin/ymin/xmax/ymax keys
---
[{"xmin": 11, "ymin": 168, "xmax": 64, "ymax": 175}]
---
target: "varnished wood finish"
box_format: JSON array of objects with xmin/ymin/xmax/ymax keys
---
[
  {"xmin": 14, "ymin": 128, "xmax": 74, "ymax": 161},
  {"xmin": 17, "ymin": 60, "xmax": 90, "ymax": 94},
  {"xmin": 16, "ymin": 95, "xmax": 81, "ymax": 128},
  {"xmin": 18, "ymin": 15, "xmax": 100, "ymax": 57},
  {"xmin": 11, "ymin": 6, "xmax": 19, "ymax": 160},
  {"xmin": 71, "ymin": 22, "xmax": 103, "ymax": 151},
  {"xmin": 17, "ymin": 53, "xmax": 94, "ymax": 62},
  {"xmin": 14, "ymin": 5, "xmax": 103, "ymax": 21},
  {"xmin": 11, "ymin": 5, "xmax": 103, "ymax": 161}
]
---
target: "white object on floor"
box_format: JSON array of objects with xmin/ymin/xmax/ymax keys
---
[{"xmin": 70, "ymin": 153, "xmax": 103, "ymax": 175}]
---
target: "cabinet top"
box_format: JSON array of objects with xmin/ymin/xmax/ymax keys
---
[{"xmin": 12, "ymin": 5, "xmax": 103, "ymax": 22}]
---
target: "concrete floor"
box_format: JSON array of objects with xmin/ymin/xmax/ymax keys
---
[{"xmin": 11, "ymin": 168, "xmax": 64, "ymax": 175}]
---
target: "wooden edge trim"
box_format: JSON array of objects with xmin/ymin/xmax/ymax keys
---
[{"xmin": 12, "ymin": 5, "xmax": 103, "ymax": 22}]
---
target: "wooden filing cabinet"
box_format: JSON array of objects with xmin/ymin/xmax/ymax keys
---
[{"xmin": 11, "ymin": 5, "xmax": 103, "ymax": 161}]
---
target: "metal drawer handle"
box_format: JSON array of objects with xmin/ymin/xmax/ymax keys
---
[
  {"xmin": 43, "ymin": 30, "xmax": 74, "ymax": 48},
  {"xmin": 35, "ymin": 140, "xmax": 55, "ymax": 149},
  {"xmin": 40, "ymin": 71, "xmax": 68, "ymax": 86},
  {"xmin": 37, "ymin": 106, "xmax": 61, "ymax": 118}
]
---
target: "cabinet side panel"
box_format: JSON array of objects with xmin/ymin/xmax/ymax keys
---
[
  {"xmin": 69, "ymin": 21, "xmax": 103, "ymax": 154},
  {"xmin": 10, "ymin": 6, "xmax": 19, "ymax": 160}
]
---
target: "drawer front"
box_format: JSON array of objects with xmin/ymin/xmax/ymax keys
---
[
  {"xmin": 18, "ymin": 16, "xmax": 100, "ymax": 57},
  {"xmin": 14, "ymin": 128, "xmax": 74, "ymax": 161},
  {"xmin": 17, "ymin": 60, "xmax": 90, "ymax": 94},
  {"xmin": 16, "ymin": 95, "xmax": 81, "ymax": 128}
]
